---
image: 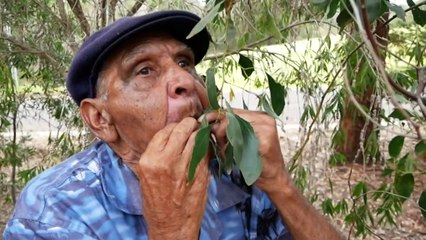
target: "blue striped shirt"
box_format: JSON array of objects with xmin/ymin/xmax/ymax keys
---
[{"xmin": 3, "ymin": 141, "xmax": 291, "ymax": 239}]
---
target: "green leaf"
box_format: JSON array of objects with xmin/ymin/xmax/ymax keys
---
[
  {"xmin": 226, "ymin": 111, "xmax": 244, "ymax": 163},
  {"xmin": 234, "ymin": 115, "xmax": 262, "ymax": 185},
  {"xmin": 238, "ymin": 54, "xmax": 254, "ymax": 79},
  {"xmin": 336, "ymin": 8, "xmax": 352, "ymax": 31},
  {"xmin": 259, "ymin": 95, "xmax": 279, "ymax": 119},
  {"xmin": 206, "ymin": 68, "xmax": 220, "ymax": 110},
  {"xmin": 397, "ymin": 154, "xmax": 414, "ymax": 173},
  {"xmin": 224, "ymin": 143, "xmax": 234, "ymax": 174},
  {"xmin": 407, "ymin": 0, "xmax": 426, "ymax": 26},
  {"xmin": 266, "ymin": 73, "xmax": 286, "ymax": 116},
  {"xmin": 415, "ymin": 140, "xmax": 426, "ymax": 159},
  {"xmin": 388, "ymin": 135, "xmax": 405, "ymax": 158},
  {"xmin": 394, "ymin": 173, "xmax": 414, "ymax": 200},
  {"xmin": 327, "ymin": 0, "xmax": 340, "ymax": 18},
  {"xmin": 419, "ymin": 190, "xmax": 426, "ymax": 218},
  {"xmin": 186, "ymin": 2, "xmax": 222, "ymax": 39},
  {"xmin": 364, "ymin": 0, "xmax": 388, "ymax": 24},
  {"xmin": 321, "ymin": 198, "xmax": 335, "ymax": 217},
  {"xmin": 385, "ymin": 1, "xmax": 406, "ymax": 20},
  {"xmin": 381, "ymin": 168, "xmax": 394, "ymax": 177},
  {"xmin": 388, "ymin": 108, "xmax": 412, "ymax": 120},
  {"xmin": 353, "ymin": 181, "xmax": 367, "ymax": 196},
  {"xmin": 329, "ymin": 152, "xmax": 347, "ymax": 166},
  {"xmin": 188, "ymin": 125, "xmax": 212, "ymax": 181}
]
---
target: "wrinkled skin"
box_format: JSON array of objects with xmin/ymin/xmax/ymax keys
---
[{"xmin": 80, "ymin": 33, "xmax": 343, "ymax": 240}]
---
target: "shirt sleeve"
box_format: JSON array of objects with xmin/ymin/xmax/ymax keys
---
[{"xmin": 3, "ymin": 218, "xmax": 97, "ymax": 240}]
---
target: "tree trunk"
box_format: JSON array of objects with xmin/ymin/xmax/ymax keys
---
[{"xmin": 336, "ymin": 14, "xmax": 389, "ymax": 165}]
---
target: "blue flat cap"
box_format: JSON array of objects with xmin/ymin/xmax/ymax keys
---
[{"xmin": 67, "ymin": 10, "xmax": 211, "ymax": 106}]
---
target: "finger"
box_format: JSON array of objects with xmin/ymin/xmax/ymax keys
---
[
  {"xmin": 146, "ymin": 122, "xmax": 178, "ymax": 151},
  {"xmin": 166, "ymin": 117, "xmax": 199, "ymax": 154},
  {"xmin": 203, "ymin": 111, "xmax": 228, "ymax": 148},
  {"xmin": 178, "ymin": 130, "xmax": 199, "ymax": 174}
]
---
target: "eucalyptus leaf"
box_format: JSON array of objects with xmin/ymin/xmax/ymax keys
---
[
  {"xmin": 388, "ymin": 108, "xmax": 413, "ymax": 120},
  {"xmin": 415, "ymin": 140, "xmax": 426, "ymax": 160},
  {"xmin": 388, "ymin": 135, "xmax": 404, "ymax": 158},
  {"xmin": 394, "ymin": 173, "xmax": 414, "ymax": 201},
  {"xmin": 363, "ymin": 0, "xmax": 388, "ymax": 24},
  {"xmin": 188, "ymin": 125, "xmax": 211, "ymax": 181},
  {"xmin": 259, "ymin": 95, "xmax": 279, "ymax": 119},
  {"xmin": 407, "ymin": 0, "xmax": 426, "ymax": 26},
  {"xmin": 226, "ymin": 111, "xmax": 244, "ymax": 163},
  {"xmin": 267, "ymin": 73, "xmax": 286, "ymax": 116},
  {"xmin": 186, "ymin": 2, "xmax": 222, "ymax": 39},
  {"xmin": 336, "ymin": 8, "xmax": 352, "ymax": 31},
  {"xmin": 353, "ymin": 181, "xmax": 367, "ymax": 198},
  {"xmin": 206, "ymin": 68, "xmax": 220, "ymax": 110},
  {"xmin": 327, "ymin": 0, "xmax": 340, "ymax": 18},
  {"xmin": 234, "ymin": 115, "xmax": 262, "ymax": 185},
  {"xmin": 397, "ymin": 154, "xmax": 414, "ymax": 173},
  {"xmin": 385, "ymin": 1, "xmax": 406, "ymax": 20},
  {"xmin": 238, "ymin": 54, "xmax": 254, "ymax": 79},
  {"xmin": 224, "ymin": 143, "xmax": 234, "ymax": 174},
  {"xmin": 419, "ymin": 190, "xmax": 426, "ymax": 218}
]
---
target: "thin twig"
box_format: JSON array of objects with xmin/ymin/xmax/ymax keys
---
[
  {"xmin": 127, "ymin": 0, "xmax": 147, "ymax": 16},
  {"xmin": 67, "ymin": 0, "xmax": 91, "ymax": 36},
  {"xmin": 0, "ymin": 33, "xmax": 64, "ymax": 75}
]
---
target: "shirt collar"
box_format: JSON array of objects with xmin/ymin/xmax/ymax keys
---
[{"xmin": 98, "ymin": 142, "xmax": 143, "ymax": 215}]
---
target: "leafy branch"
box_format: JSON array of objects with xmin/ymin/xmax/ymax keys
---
[{"xmin": 0, "ymin": 33, "xmax": 65, "ymax": 75}]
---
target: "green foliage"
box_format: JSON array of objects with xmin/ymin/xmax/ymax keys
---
[
  {"xmin": 238, "ymin": 54, "xmax": 255, "ymax": 79},
  {"xmin": 267, "ymin": 73, "xmax": 286, "ymax": 116},
  {"xmin": 419, "ymin": 190, "xmax": 426, "ymax": 218},
  {"xmin": 206, "ymin": 67, "xmax": 221, "ymax": 110},
  {"xmin": 388, "ymin": 135, "xmax": 405, "ymax": 158},
  {"xmin": 188, "ymin": 124, "xmax": 212, "ymax": 181},
  {"xmin": 407, "ymin": 0, "xmax": 426, "ymax": 26}
]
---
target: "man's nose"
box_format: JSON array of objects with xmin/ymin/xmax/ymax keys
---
[{"xmin": 167, "ymin": 64, "xmax": 196, "ymax": 98}]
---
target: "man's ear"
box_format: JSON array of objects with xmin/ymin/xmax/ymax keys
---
[{"xmin": 80, "ymin": 99, "xmax": 118, "ymax": 143}]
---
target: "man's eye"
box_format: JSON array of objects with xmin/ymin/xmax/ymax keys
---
[
  {"xmin": 178, "ymin": 59, "xmax": 190, "ymax": 68},
  {"xmin": 138, "ymin": 67, "xmax": 150, "ymax": 75}
]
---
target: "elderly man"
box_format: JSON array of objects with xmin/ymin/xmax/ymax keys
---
[{"xmin": 4, "ymin": 10, "xmax": 342, "ymax": 239}]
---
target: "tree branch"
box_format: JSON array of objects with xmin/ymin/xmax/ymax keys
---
[
  {"xmin": 127, "ymin": 0, "xmax": 147, "ymax": 16},
  {"xmin": 0, "ymin": 33, "xmax": 65, "ymax": 75},
  {"xmin": 55, "ymin": 0, "xmax": 79, "ymax": 53},
  {"xmin": 356, "ymin": 0, "xmax": 424, "ymax": 138},
  {"xmin": 67, "ymin": 0, "xmax": 91, "ymax": 36},
  {"xmin": 109, "ymin": 0, "xmax": 119, "ymax": 22},
  {"xmin": 99, "ymin": 0, "xmax": 107, "ymax": 28},
  {"xmin": 416, "ymin": 67, "xmax": 426, "ymax": 117},
  {"xmin": 360, "ymin": 0, "xmax": 419, "ymax": 102}
]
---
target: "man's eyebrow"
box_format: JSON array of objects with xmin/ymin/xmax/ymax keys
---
[
  {"xmin": 177, "ymin": 45, "xmax": 194, "ymax": 55},
  {"xmin": 123, "ymin": 43, "xmax": 149, "ymax": 64}
]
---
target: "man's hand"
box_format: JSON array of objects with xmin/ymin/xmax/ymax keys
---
[
  {"xmin": 135, "ymin": 117, "xmax": 210, "ymax": 239},
  {"xmin": 205, "ymin": 109, "xmax": 288, "ymax": 193},
  {"xmin": 205, "ymin": 109, "xmax": 343, "ymax": 240}
]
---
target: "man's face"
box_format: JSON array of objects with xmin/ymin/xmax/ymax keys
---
[{"xmin": 97, "ymin": 33, "xmax": 209, "ymax": 154}]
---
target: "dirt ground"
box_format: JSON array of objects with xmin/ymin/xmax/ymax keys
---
[{"xmin": 0, "ymin": 129, "xmax": 425, "ymax": 239}]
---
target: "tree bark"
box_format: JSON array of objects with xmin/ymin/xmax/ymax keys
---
[{"xmin": 336, "ymin": 13, "xmax": 389, "ymax": 165}]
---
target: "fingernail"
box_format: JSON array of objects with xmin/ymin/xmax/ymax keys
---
[{"xmin": 198, "ymin": 114, "xmax": 206, "ymax": 123}]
